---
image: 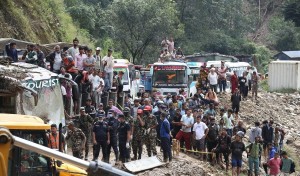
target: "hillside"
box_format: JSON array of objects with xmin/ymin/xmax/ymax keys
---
[{"xmin": 0, "ymin": 0, "xmax": 90, "ymax": 44}]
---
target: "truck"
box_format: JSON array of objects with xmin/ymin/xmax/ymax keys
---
[
  {"xmin": 0, "ymin": 62, "xmax": 76, "ymax": 125},
  {"xmin": 113, "ymin": 59, "xmax": 141, "ymax": 98},
  {"xmin": 150, "ymin": 61, "xmax": 192, "ymax": 96},
  {"xmin": 0, "ymin": 113, "xmax": 133, "ymax": 176}
]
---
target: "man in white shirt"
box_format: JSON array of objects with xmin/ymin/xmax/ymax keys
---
[
  {"xmin": 89, "ymin": 70, "xmax": 104, "ymax": 107},
  {"xmin": 67, "ymin": 38, "xmax": 79, "ymax": 61},
  {"xmin": 193, "ymin": 116, "xmax": 209, "ymax": 159},
  {"xmin": 102, "ymin": 49, "xmax": 114, "ymax": 89},
  {"xmin": 53, "ymin": 45, "xmax": 62, "ymax": 73},
  {"xmin": 207, "ymin": 68, "xmax": 218, "ymax": 93},
  {"xmin": 175, "ymin": 108, "xmax": 194, "ymax": 150},
  {"xmin": 75, "ymin": 46, "xmax": 87, "ymax": 71}
]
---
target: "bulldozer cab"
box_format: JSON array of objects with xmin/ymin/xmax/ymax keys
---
[
  {"xmin": 0, "ymin": 114, "xmax": 87, "ymax": 176},
  {"xmin": 9, "ymin": 130, "xmax": 52, "ymax": 176}
]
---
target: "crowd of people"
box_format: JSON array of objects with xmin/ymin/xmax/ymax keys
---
[{"xmin": 6, "ymin": 39, "xmax": 296, "ymax": 176}]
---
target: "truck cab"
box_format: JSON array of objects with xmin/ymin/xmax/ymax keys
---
[{"xmin": 0, "ymin": 114, "xmax": 87, "ymax": 176}]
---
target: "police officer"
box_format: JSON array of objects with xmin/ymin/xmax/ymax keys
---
[
  {"xmin": 92, "ymin": 114, "xmax": 110, "ymax": 162},
  {"xmin": 117, "ymin": 114, "xmax": 131, "ymax": 163},
  {"xmin": 78, "ymin": 107, "xmax": 93, "ymax": 160},
  {"xmin": 65, "ymin": 121, "xmax": 86, "ymax": 159},
  {"xmin": 144, "ymin": 105, "xmax": 158, "ymax": 157},
  {"xmin": 132, "ymin": 109, "xmax": 145, "ymax": 160},
  {"xmin": 106, "ymin": 109, "xmax": 119, "ymax": 162}
]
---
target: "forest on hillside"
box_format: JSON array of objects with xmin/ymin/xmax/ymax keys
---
[{"xmin": 1, "ymin": 0, "xmax": 300, "ymax": 72}]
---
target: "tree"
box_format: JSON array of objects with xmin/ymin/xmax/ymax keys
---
[
  {"xmin": 283, "ymin": 0, "xmax": 300, "ymax": 27},
  {"xmin": 108, "ymin": 0, "xmax": 183, "ymax": 64}
]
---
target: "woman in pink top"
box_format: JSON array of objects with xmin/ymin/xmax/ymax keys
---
[{"xmin": 267, "ymin": 152, "xmax": 281, "ymax": 176}]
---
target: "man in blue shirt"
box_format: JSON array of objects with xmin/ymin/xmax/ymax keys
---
[
  {"xmin": 160, "ymin": 112, "xmax": 172, "ymax": 162},
  {"xmin": 5, "ymin": 42, "xmax": 18, "ymax": 62}
]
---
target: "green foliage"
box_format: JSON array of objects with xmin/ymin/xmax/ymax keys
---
[
  {"xmin": 259, "ymin": 79, "xmax": 269, "ymax": 92},
  {"xmin": 268, "ymin": 15, "xmax": 300, "ymax": 51},
  {"xmin": 283, "ymin": 0, "xmax": 300, "ymax": 27},
  {"xmin": 253, "ymin": 45, "xmax": 272, "ymax": 73},
  {"xmin": 107, "ymin": 0, "xmax": 183, "ymax": 63}
]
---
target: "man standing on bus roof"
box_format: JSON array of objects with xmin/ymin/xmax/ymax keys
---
[{"xmin": 102, "ymin": 49, "xmax": 114, "ymax": 90}]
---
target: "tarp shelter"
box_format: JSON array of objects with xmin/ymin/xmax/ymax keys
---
[{"xmin": 39, "ymin": 42, "xmax": 74, "ymax": 56}]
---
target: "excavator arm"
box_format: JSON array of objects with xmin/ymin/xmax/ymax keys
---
[{"xmin": 0, "ymin": 127, "xmax": 133, "ymax": 176}]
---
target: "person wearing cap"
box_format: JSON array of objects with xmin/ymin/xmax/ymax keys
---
[
  {"xmin": 144, "ymin": 105, "xmax": 158, "ymax": 157},
  {"xmin": 207, "ymin": 67, "xmax": 218, "ymax": 93},
  {"xmin": 117, "ymin": 114, "xmax": 131, "ymax": 163},
  {"xmin": 96, "ymin": 103, "xmax": 105, "ymax": 116},
  {"xmin": 132, "ymin": 109, "xmax": 145, "ymax": 160},
  {"xmin": 78, "ymin": 107, "xmax": 93, "ymax": 160},
  {"xmin": 233, "ymin": 120, "xmax": 246, "ymax": 137},
  {"xmin": 106, "ymin": 109, "xmax": 119, "ymax": 162},
  {"xmin": 102, "ymin": 49, "xmax": 114, "ymax": 89},
  {"xmin": 94, "ymin": 47, "xmax": 102, "ymax": 71},
  {"xmin": 92, "ymin": 113, "xmax": 110, "ymax": 162},
  {"xmin": 230, "ymin": 131, "xmax": 245, "ymax": 175},
  {"xmin": 83, "ymin": 48, "xmax": 95, "ymax": 71},
  {"xmin": 66, "ymin": 121, "xmax": 86, "ymax": 159}
]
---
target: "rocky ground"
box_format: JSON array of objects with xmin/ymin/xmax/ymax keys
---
[{"xmin": 68, "ymin": 90, "xmax": 300, "ymax": 175}]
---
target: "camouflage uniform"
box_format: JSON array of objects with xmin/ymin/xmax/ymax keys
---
[
  {"xmin": 66, "ymin": 127, "xmax": 86, "ymax": 159},
  {"xmin": 144, "ymin": 114, "xmax": 158, "ymax": 157},
  {"xmin": 78, "ymin": 114, "xmax": 93, "ymax": 159},
  {"xmin": 132, "ymin": 115, "xmax": 145, "ymax": 160},
  {"xmin": 124, "ymin": 108, "xmax": 134, "ymax": 157}
]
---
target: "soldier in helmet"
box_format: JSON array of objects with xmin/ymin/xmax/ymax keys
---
[
  {"xmin": 77, "ymin": 107, "xmax": 93, "ymax": 160},
  {"xmin": 144, "ymin": 105, "xmax": 158, "ymax": 157},
  {"xmin": 132, "ymin": 109, "xmax": 145, "ymax": 160},
  {"xmin": 65, "ymin": 121, "xmax": 86, "ymax": 159},
  {"xmin": 117, "ymin": 114, "xmax": 131, "ymax": 163}
]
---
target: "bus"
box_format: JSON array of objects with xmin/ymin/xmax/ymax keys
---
[
  {"xmin": 113, "ymin": 59, "xmax": 141, "ymax": 98},
  {"xmin": 0, "ymin": 62, "xmax": 77, "ymax": 125},
  {"xmin": 150, "ymin": 61, "xmax": 192, "ymax": 96}
]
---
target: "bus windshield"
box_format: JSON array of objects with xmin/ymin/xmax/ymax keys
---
[
  {"xmin": 229, "ymin": 67, "xmax": 248, "ymax": 77},
  {"xmin": 153, "ymin": 70, "xmax": 186, "ymax": 85}
]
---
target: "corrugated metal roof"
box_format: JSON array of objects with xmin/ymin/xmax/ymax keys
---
[{"xmin": 282, "ymin": 51, "xmax": 300, "ymax": 58}]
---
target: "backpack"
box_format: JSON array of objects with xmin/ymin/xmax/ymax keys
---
[
  {"xmin": 207, "ymin": 124, "xmax": 219, "ymax": 141},
  {"xmin": 290, "ymin": 161, "xmax": 295, "ymax": 173}
]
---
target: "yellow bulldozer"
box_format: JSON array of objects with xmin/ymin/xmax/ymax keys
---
[{"xmin": 0, "ymin": 113, "xmax": 133, "ymax": 176}]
